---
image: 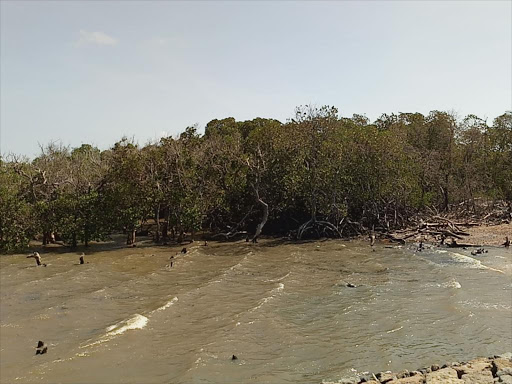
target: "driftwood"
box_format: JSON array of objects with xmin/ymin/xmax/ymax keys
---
[
  {"xmin": 380, "ymin": 233, "xmax": 406, "ymax": 245},
  {"xmin": 383, "ymin": 214, "xmax": 478, "ymax": 244}
]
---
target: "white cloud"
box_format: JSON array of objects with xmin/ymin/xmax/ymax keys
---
[{"xmin": 77, "ymin": 30, "xmax": 118, "ymax": 46}]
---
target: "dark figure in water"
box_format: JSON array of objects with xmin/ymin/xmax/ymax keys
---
[
  {"xmin": 27, "ymin": 252, "xmax": 46, "ymax": 267},
  {"xmin": 204, "ymin": 241, "xmax": 208, "ymax": 246},
  {"xmin": 369, "ymin": 233, "xmax": 376, "ymax": 252},
  {"xmin": 503, "ymin": 236, "xmax": 510, "ymax": 248},
  {"xmin": 448, "ymin": 238, "xmax": 458, "ymax": 248},
  {"xmin": 35, "ymin": 341, "xmax": 47, "ymax": 355},
  {"xmin": 79, "ymin": 253, "xmax": 85, "ymax": 265},
  {"xmin": 471, "ymin": 248, "xmax": 488, "ymax": 256},
  {"xmin": 181, "ymin": 247, "xmax": 187, "ymax": 254},
  {"xmin": 231, "ymin": 355, "xmax": 238, "ymax": 361},
  {"xmin": 169, "ymin": 255, "xmax": 175, "ymax": 268},
  {"xmin": 417, "ymin": 240, "xmax": 424, "ymax": 252}
]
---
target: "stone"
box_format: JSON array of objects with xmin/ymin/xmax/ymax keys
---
[
  {"xmin": 377, "ymin": 371, "xmax": 397, "ymax": 383},
  {"xmin": 454, "ymin": 359, "xmax": 492, "ymax": 377},
  {"xmin": 358, "ymin": 372, "xmax": 378, "ymax": 382},
  {"xmin": 396, "ymin": 370, "xmax": 410, "ymax": 379},
  {"xmin": 431, "ymin": 364, "xmax": 440, "ymax": 372},
  {"xmin": 500, "ymin": 369, "xmax": 512, "ymax": 377},
  {"xmin": 497, "ymin": 375, "xmax": 512, "ymax": 383},
  {"xmin": 426, "ymin": 367, "xmax": 464, "ymax": 383},
  {"xmin": 338, "ymin": 379, "xmax": 356, "ymax": 384},
  {"xmin": 389, "ymin": 376, "xmax": 425, "ymax": 384},
  {"xmin": 461, "ymin": 370, "xmax": 494, "ymax": 384},
  {"xmin": 494, "ymin": 359, "xmax": 512, "ymax": 377}
]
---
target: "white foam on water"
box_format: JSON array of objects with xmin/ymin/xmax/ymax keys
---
[
  {"xmin": 81, "ymin": 314, "xmax": 148, "ymax": 348},
  {"xmin": 266, "ymin": 272, "xmax": 291, "ymax": 282},
  {"xmin": 448, "ymin": 252, "xmax": 504, "ymax": 273},
  {"xmin": 458, "ymin": 299, "xmax": 512, "ymax": 311},
  {"xmin": 386, "ymin": 326, "xmax": 403, "ymax": 334},
  {"xmin": 105, "ymin": 313, "xmax": 148, "ymax": 336},
  {"xmin": 250, "ymin": 283, "xmax": 285, "ymax": 312},
  {"xmin": 152, "ymin": 297, "xmax": 178, "ymax": 313}
]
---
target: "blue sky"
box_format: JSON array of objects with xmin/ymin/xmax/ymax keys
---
[{"xmin": 1, "ymin": 1, "xmax": 511, "ymax": 157}]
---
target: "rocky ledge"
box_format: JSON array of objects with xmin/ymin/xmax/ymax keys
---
[{"xmin": 334, "ymin": 353, "xmax": 512, "ymax": 384}]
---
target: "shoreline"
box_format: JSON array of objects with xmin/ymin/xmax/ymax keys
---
[
  {"xmin": 330, "ymin": 353, "xmax": 512, "ymax": 384},
  {"xmin": 387, "ymin": 223, "xmax": 511, "ymax": 248}
]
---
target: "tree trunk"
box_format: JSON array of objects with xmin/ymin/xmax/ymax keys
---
[
  {"xmin": 72, "ymin": 232, "xmax": 77, "ymax": 248},
  {"xmin": 251, "ymin": 187, "xmax": 269, "ymax": 243},
  {"xmin": 126, "ymin": 228, "xmax": 136, "ymax": 245},
  {"xmin": 162, "ymin": 207, "xmax": 169, "ymax": 241},
  {"xmin": 84, "ymin": 226, "xmax": 89, "ymax": 247},
  {"xmin": 155, "ymin": 205, "xmax": 161, "ymax": 243}
]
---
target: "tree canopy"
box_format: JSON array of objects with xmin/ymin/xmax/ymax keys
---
[{"xmin": 1, "ymin": 107, "xmax": 510, "ymax": 252}]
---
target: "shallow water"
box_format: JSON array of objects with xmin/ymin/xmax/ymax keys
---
[{"xmin": 1, "ymin": 240, "xmax": 511, "ymax": 383}]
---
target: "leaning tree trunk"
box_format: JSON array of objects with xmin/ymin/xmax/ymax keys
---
[{"xmin": 251, "ymin": 187, "xmax": 269, "ymax": 243}]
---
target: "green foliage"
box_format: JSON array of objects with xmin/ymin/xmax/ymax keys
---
[{"xmin": 2, "ymin": 107, "xmax": 511, "ymax": 250}]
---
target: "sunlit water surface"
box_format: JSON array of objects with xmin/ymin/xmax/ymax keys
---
[{"xmin": 1, "ymin": 239, "xmax": 511, "ymax": 383}]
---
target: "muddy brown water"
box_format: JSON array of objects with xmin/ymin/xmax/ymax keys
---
[{"xmin": 1, "ymin": 239, "xmax": 511, "ymax": 383}]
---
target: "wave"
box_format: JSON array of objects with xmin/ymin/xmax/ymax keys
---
[
  {"xmin": 433, "ymin": 250, "xmax": 504, "ymax": 273},
  {"xmin": 81, "ymin": 313, "xmax": 148, "ymax": 348},
  {"xmin": 458, "ymin": 299, "xmax": 512, "ymax": 311},
  {"xmin": 151, "ymin": 297, "xmax": 178, "ymax": 313},
  {"xmin": 425, "ymin": 279, "xmax": 462, "ymax": 289},
  {"xmin": 250, "ymin": 283, "xmax": 285, "ymax": 312},
  {"xmin": 266, "ymin": 272, "xmax": 291, "ymax": 282}
]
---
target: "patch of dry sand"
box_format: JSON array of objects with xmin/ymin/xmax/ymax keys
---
[{"xmin": 464, "ymin": 223, "xmax": 511, "ymax": 246}]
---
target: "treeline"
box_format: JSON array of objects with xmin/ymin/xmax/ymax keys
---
[{"xmin": 1, "ymin": 106, "xmax": 511, "ymax": 252}]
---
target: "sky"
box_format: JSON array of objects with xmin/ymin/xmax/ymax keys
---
[{"xmin": 1, "ymin": 1, "xmax": 511, "ymax": 158}]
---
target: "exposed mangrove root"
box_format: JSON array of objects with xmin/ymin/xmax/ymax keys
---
[{"xmin": 297, "ymin": 218, "xmax": 341, "ymax": 240}]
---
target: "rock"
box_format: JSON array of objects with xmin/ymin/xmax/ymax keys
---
[
  {"xmin": 497, "ymin": 375, "xmax": 512, "ymax": 383},
  {"xmin": 376, "ymin": 371, "xmax": 397, "ymax": 383},
  {"xmin": 337, "ymin": 379, "xmax": 356, "ymax": 384},
  {"xmin": 431, "ymin": 364, "xmax": 440, "ymax": 372},
  {"xmin": 426, "ymin": 367, "xmax": 464, "ymax": 383},
  {"xmin": 454, "ymin": 358, "xmax": 492, "ymax": 377},
  {"xmin": 396, "ymin": 370, "xmax": 410, "ymax": 379},
  {"xmin": 500, "ymin": 369, "xmax": 512, "ymax": 377},
  {"xmin": 461, "ymin": 370, "xmax": 494, "ymax": 384},
  {"xmin": 498, "ymin": 353, "xmax": 512, "ymax": 360},
  {"xmin": 493, "ymin": 359, "xmax": 512, "ymax": 377},
  {"xmin": 358, "ymin": 372, "xmax": 378, "ymax": 382},
  {"xmin": 36, "ymin": 341, "xmax": 44, "ymax": 348},
  {"xmin": 389, "ymin": 376, "xmax": 425, "ymax": 384}
]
